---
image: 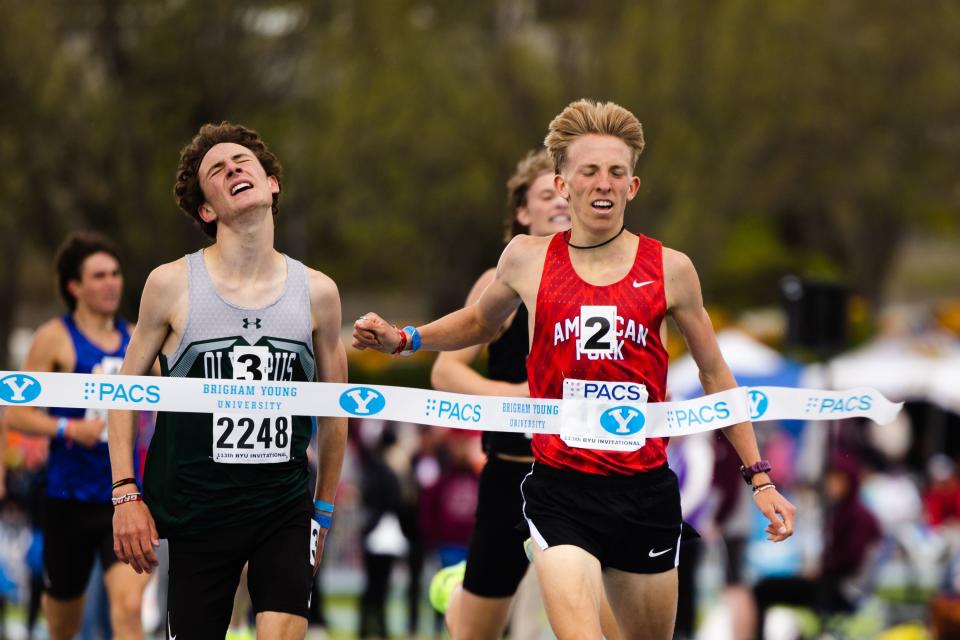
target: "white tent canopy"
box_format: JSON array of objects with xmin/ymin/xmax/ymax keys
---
[{"xmin": 827, "ymin": 330, "xmax": 960, "ymax": 413}]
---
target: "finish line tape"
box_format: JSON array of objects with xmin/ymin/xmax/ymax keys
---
[{"xmin": 0, "ymin": 372, "xmax": 902, "ymax": 451}]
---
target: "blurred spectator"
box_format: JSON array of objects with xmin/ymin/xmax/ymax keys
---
[
  {"xmin": 923, "ymin": 454, "xmax": 960, "ymax": 528},
  {"xmin": 861, "ymin": 457, "xmax": 924, "ymax": 538},
  {"xmin": 418, "ymin": 432, "xmax": 480, "ymax": 569},
  {"xmin": 712, "ymin": 434, "xmax": 758, "ymax": 640},
  {"xmin": 358, "ymin": 423, "xmax": 408, "ymax": 639},
  {"xmin": 390, "ymin": 424, "xmax": 424, "ymax": 638},
  {"xmin": 669, "ymin": 433, "xmax": 712, "ymax": 640},
  {"xmin": 753, "ymin": 454, "xmax": 881, "ymax": 639},
  {"xmin": 0, "ymin": 408, "xmax": 47, "ymax": 640},
  {"xmin": 0, "ymin": 416, "xmax": 6, "ymax": 501}
]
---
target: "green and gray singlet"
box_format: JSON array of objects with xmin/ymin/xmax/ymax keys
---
[{"xmin": 144, "ymin": 250, "xmax": 315, "ymax": 538}]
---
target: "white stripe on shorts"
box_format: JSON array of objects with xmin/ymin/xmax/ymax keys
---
[{"xmin": 519, "ymin": 463, "xmax": 548, "ymax": 551}]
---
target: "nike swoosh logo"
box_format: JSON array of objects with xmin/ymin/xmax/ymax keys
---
[
  {"xmin": 633, "ymin": 280, "xmax": 655, "ymax": 288},
  {"xmin": 648, "ymin": 547, "xmax": 672, "ymax": 558}
]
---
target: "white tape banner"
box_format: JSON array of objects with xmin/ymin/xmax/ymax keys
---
[{"xmin": 0, "ymin": 371, "xmax": 903, "ymax": 450}]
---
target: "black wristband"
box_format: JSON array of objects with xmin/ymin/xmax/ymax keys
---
[{"xmin": 112, "ymin": 477, "xmax": 136, "ymax": 490}]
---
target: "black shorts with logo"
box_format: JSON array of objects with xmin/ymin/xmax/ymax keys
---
[
  {"xmin": 462, "ymin": 456, "xmax": 532, "ymax": 598},
  {"xmin": 165, "ymin": 493, "xmax": 313, "ymax": 639},
  {"xmin": 521, "ymin": 463, "xmax": 684, "ymax": 574},
  {"xmin": 43, "ymin": 498, "xmax": 118, "ymax": 599}
]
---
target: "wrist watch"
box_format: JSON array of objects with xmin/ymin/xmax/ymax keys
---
[{"xmin": 740, "ymin": 460, "xmax": 772, "ymax": 485}]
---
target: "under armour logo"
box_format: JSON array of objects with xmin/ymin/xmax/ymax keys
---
[{"xmin": 242, "ymin": 318, "xmax": 262, "ymax": 329}]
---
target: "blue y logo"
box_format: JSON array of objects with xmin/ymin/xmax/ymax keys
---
[
  {"xmin": 0, "ymin": 374, "xmax": 42, "ymax": 404},
  {"xmin": 338, "ymin": 387, "xmax": 386, "ymax": 416},
  {"xmin": 749, "ymin": 390, "xmax": 769, "ymax": 420},
  {"xmin": 599, "ymin": 406, "xmax": 645, "ymax": 436}
]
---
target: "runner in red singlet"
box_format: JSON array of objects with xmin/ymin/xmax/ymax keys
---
[{"xmin": 353, "ymin": 99, "xmax": 796, "ymax": 639}]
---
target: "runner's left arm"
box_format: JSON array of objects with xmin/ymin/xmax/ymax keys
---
[
  {"xmin": 665, "ymin": 248, "xmax": 795, "ymax": 542},
  {"xmin": 309, "ymin": 271, "xmax": 348, "ymax": 571}
]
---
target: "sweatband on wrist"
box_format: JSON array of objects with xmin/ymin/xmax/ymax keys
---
[
  {"xmin": 403, "ymin": 325, "xmax": 421, "ymax": 353},
  {"xmin": 313, "ymin": 499, "xmax": 335, "ymax": 513},
  {"xmin": 55, "ymin": 417, "xmax": 69, "ymax": 440},
  {"xmin": 313, "ymin": 512, "xmax": 333, "ymax": 529}
]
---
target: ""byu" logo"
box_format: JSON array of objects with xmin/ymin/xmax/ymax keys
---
[
  {"xmin": 599, "ymin": 406, "xmax": 645, "ymax": 436},
  {"xmin": 0, "ymin": 374, "xmax": 42, "ymax": 404},
  {"xmin": 749, "ymin": 390, "xmax": 769, "ymax": 420},
  {"xmin": 338, "ymin": 387, "xmax": 386, "ymax": 416}
]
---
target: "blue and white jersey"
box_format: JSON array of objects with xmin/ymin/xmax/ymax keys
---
[{"xmin": 47, "ymin": 314, "xmax": 131, "ymax": 503}]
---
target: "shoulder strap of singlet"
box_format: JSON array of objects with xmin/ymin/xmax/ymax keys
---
[
  {"xmin": 61, "ymin": 314, "xmax": 80, "ymax": 342},
  {"xmin": 61, "ymin": 313, "xmax": 130, "ymax": 356}
]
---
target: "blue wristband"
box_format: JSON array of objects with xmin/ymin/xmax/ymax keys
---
[
  {"xmin": 403, "ymin": 325, "xmax": 421, "ymax": 353},
  {"xmin": 313, "ymin": 499, "xmax": 335, "ymax": 513},
  {"xmin": 55, "ymin": 417, "xmax": 68, "ymax": 440},
  {"xmin": 313, "ymin": 512, "xmax": 333, "ymax": 529}
]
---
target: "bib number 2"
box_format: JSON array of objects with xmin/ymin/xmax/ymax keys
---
[
  {"xmin": 213, "ymin": 414, "xmax": 292, "ymax": 463},
  {"xmin": 578, "ymin": 306, "xmax": 618, "ymax": 358}
]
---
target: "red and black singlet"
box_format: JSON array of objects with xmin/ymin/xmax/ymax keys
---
[{"xmin": 527, "ymin": 232, "xmax": 670, "ymax": 475}]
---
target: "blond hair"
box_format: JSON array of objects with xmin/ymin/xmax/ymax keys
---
[
  {"xmin": 544, "ymin": 99, "xmax": 645, "ymax": 173},
  {"xmin": 503, "ymin": 149, "xmax": 554, "ymax": 242}
]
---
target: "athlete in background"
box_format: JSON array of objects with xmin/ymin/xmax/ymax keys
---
[{"xmin": 6, "ymin": 232, "xmax": 149, "ymax": 640}]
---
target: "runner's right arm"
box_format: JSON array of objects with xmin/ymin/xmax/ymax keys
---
[
  {"xmin": 109, "ymin": 263, "xmax": 181, "ymax": 574},
  {"xmin": 5, "ymin": 320, "xmax": 105, "ymax": 446},
  {"xmin": 430, "ymin": 268, "xmax": 529, "ymax": 397},
  {"xmin": 353, "ymin": 237, "xmax": 532, "ymax": 354}
]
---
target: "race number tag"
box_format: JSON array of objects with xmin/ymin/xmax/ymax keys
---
[
  {"xmin": 560, "ymin": 379, "xmax": 648, "ymax": 451},
  {"xmin": 87, "ymin": 356, "xmax": 125, "ymax": 441},
  {"xmin": 231, "ymin": 346, "xmax": 271, "ymax": 380},
  {"xmin": 213, "ymin": 345, "xmax": 290, "ymax": 463},
  {"xmin": 577, "ymin": 306, "xmax": 618, "ymax": 359},
  {"xmin": 310, "ymin": 517, "xmax": 321, "ymax": 566},
  {"xmin": 212, "ymin": 413, "xmax": 292, "ymax": 463}
]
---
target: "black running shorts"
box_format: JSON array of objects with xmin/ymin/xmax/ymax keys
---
[
  {"xmin": 43, "ymin": 498, "xmax": 118, "ymax": 600},
  {"xmin": 521, "ymin": 463, "xmax": 683, "ymax": 573},
  {"xmin": 165, "ymin": 493, "xmax": 314, "ymax": 639},
  {"xmin": 462, "ymin": 456, "xmax": 532, "ymax": 598}
]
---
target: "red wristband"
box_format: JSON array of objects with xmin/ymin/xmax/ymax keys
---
[
  {"xmin": 111, "ymin": 492, "xmax": 143, "ymax": 507},
  {"xmin": 391, "ymin": 326, "xmax": 408, "ymax": 355}
]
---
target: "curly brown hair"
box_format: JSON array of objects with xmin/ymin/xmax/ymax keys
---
[
  {"xmin": 503, "ymin": 149, "xmax": 554, "ymax": 242},
  {"xmin": 174, "ymin": 122, "xmax": 283, "ymax": 239}
]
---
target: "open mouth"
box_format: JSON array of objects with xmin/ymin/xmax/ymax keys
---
[
  {"xmin": 591, "ymin": 199, "xmax": 614, "ymax": 212},
  {"xmin": 549, "ymin": 212, "xmax": 572, "ymax": 224},
  {"xmin": 231, "ymin": 182, "xmax": 253, "ymax": 196}
]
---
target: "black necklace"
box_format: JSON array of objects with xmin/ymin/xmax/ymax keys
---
[{"xmin": 565, "ymin": 225, "xmax": 626, "ymax": 250}]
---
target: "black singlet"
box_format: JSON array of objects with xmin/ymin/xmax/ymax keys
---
[{"xmin": 482, "ymin": 304, "xmax": 532, "ymax": 457}]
